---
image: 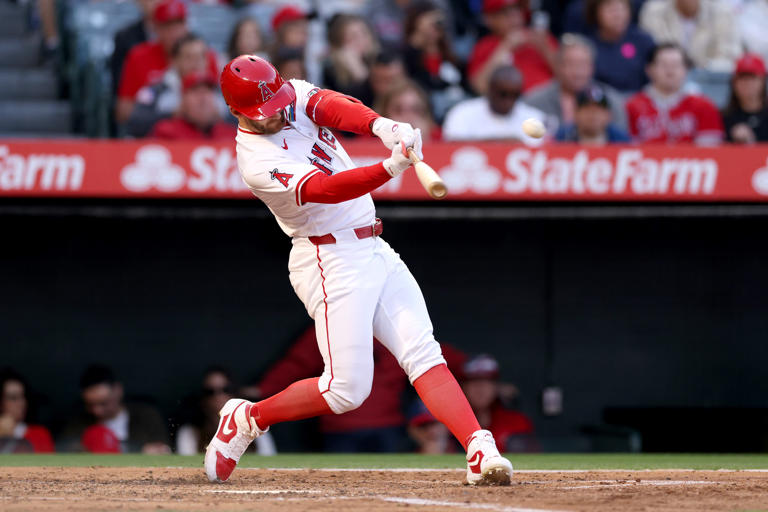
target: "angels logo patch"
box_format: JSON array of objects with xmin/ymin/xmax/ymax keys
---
[
  {"xmin": 259, "ymin": 81, "xmax": 275, "ymax": 101},
  {"xmin": 270, "ymin": 168, "xmax": 293, "ymax": 187}
]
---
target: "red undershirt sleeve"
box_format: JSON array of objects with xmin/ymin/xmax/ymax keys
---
[
  {"xmin": 300, "ymin": 162, "xmax": 391, "ymax": 204},
  {"xmin": 305, "ymin": 89, "xmax": 380, "ymax": 135}
]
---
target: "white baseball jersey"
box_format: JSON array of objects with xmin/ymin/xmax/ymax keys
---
[{"xmin": 235, "ymin": 79, "xmax": 376, "ymax": 237}]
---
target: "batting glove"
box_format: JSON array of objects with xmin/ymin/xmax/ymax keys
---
[
  {"xmin": 382, "ymin": 129, "xmax": 422, "ymax": 178},
  {"xmin": 372, "ymin": 117, "xmax": 417, "ymax": 151}
]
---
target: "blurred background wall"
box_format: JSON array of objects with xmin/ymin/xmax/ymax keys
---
[{"xmin": 4, "ymin": 206, "xmax": 767, "ymax": 451}]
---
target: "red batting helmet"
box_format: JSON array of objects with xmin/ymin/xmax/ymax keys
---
[{"xmin": 220, "ymin": 55, "xmax": 296, "ymax": 121}]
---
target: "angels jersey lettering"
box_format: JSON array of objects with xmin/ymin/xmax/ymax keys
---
[
  {"xmin": 626, "ymin": 90, "xmax": 724, "ymax": 144},
  {"xmin": 235, "ymin": 79, "xmax": 375, "ymax": 237}
]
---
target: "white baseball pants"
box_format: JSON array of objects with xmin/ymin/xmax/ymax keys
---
[{"xmin": 288, "ymin": 234, "xmax": 446, "ymax": 414}]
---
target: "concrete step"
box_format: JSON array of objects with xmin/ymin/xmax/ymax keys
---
[
  {"xmin": 0, "ymin": 100, "xmax": 72, "ymax": 134},
  {"xmin": 0, "ymin": 2, "xmax": 28, "ymax": 37},
  {"xmin": 0, "ymin": 68, "xmax": 58, "ymax": 100},
  {"xmin": 0, "ymin": 36, "xmax": 40, "ymax": 68}
]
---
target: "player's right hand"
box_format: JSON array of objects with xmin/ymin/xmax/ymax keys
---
[
  {"xmin": 383, "ymin": 128, "xmax": 422, "ymax": 178},
  {"xmin": 372, "ymin": 117, "xmax": 417, "ymax": 151}
]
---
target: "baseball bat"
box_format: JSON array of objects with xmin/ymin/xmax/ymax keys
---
[{"xmin": 407, "ymin": 148, "xmax": 447, "ymax": 200}]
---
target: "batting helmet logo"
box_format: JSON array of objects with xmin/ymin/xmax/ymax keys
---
[{"xmin": 258, "ymin": 81, "xmax": 275, "ymax": 102}]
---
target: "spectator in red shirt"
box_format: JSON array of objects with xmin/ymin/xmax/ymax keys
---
[
  {"xmin": 116, "ymin": 0, "xmax": 219, "ymax": 123},
  {"xmin": 402, "ymin": 1, "xmax": 468, "ymax": 120},
  {"xmin": 626, "ymin": 43, "xmax": 724, "ymax": 144},
  {"xmin": 248, "ymin": 325, "xmax": 467, "ymax": 452},
  {"xmin": 460, "ymin": 355, "xmax": 536, "ymax": 453},
  {"xmin": 149, "ymin": 72, "xmax": 236, "ymax": 140},
  {"xmin": 374, "ymin": 80, "xmax": 442, "ymax": 141},
  {"xmin": 0, "ymin": 368, "xmax": 54, "ymax": 453},
  {"xmin": 467, "ymin": 0, "xmax": 558, "ymax": 95}
]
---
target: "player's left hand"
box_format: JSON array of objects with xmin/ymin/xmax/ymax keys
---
[{"xmin": 372, "ymin": 117, "xmax": 417, "ymax": 151}]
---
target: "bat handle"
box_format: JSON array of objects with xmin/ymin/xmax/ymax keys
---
[{"xmin": 407, "ymin": 148, "xmax": 421, "ymax": 163}]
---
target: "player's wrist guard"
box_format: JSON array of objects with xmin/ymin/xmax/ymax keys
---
[{"xmin": 383, "ymin": 142, "xmax": 412, "ymax": 178}]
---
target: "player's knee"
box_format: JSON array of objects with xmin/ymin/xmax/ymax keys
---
[
  {"xmin": 326, "ymin": 373, "xmax": 373, "ymax": 413},
  {"xmin": 401, "ymin": 339, "xmax": 446, "ymax": 383}
]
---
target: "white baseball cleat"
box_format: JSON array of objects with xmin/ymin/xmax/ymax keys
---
[
  {"xmin": 204, "ymin": 398, "xmax": 267, "ymax": 483},
  {"xmin": 465, "ymin": 429, "xmax": 513, "ymax": 486}
]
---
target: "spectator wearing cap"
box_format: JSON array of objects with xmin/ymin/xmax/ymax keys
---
[
  {"xmin": 555, "ymin": 84, "xmax": 631, "ymax": 143},
  {"xmin": 271, "ymin": 5, "xmax": 309, "ymax": 49},
  {"xmin": 402, "ymin": 1, "xmax": 468, "ymax": 121},
  {"xmin": 111, "ymin": 0, "xmax": 160, "ymax": 96},
  {"xmin": 0, "ymin": 368, "xmax": 54, "ymax": 453},
  {"xmin": 739, "ymin": 0, "xmax": 768, "ymax": 66},
  {"xmin": 116, "ymin": 0, "xmax": 220, "ymax": 123},
  {"xmin": 442, "ymin": 65, "xmax": 547, "ymax": 143},
  {"xmin": 125, "ymin": 33, "xmax": 226, "ymax": 138},
  {"xmin": 149, "ymin": 72, "xmax": 237, "ymax": 140},
  {"xmin": 375, "ymin": 80, "xmax": 442, "ymax": 141},
  {"xmin": 639, "ymin": 0, "xmax": 741, "ymax": 72},
  {"xmin": 406, "ymin": 399, "xmax": 452, "ymax": 454},
  {"xmin": 460, "ymin": 355, "xmax": 535, "ymax": 454},
  {"xmin": 322, "ymin": 14, "xmax": 380, "ymax": 98},
  {"xmin": 584, "ymin": 0, "xmax": 655, "ymax": 93},
  {"xmin": 626, "ymin": 43, "xmax": 723, "ymax": 144},
  {"xmin": 175, "ymin": 367, "xmax": 276, "ymax": 455},
  {"xmin": 722, "ymin": 54, "xmax": 768, "ymax": 144},
  {"xmin": 467, "ymin": 0, "xmax": 558, "ymax": 96},
  {"xmin": 60, "ymin": 365, "xmax": 170, "ymax": 453},
  {"xmin": 524, "ymin": 33, "xmax": 627, "ymax": 134}
]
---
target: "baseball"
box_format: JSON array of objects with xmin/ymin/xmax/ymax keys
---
[{"xmin": 522, "ymin": 118, "xmax": 546, "ymax": 139}]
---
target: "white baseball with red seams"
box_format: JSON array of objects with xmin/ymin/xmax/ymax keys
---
[{"xmin": 234, "ymin": 79, "xmax": 445, "ymax": 414}]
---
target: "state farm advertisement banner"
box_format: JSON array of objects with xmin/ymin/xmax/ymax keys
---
[{"xmin": 2, "ymin": 140, "xmax": 768, "ymax": 201}]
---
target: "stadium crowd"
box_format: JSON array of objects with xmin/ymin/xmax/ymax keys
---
[
  {"xmin": 93, "ymin": 0, "xmax": 768, "ymax": 144},
  {"xmin": 0, "ymin": 351, "xmax": 534, "ymax": 454}
]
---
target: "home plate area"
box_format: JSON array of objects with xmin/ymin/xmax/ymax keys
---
[{"xmin": 2, "ymin": 467, "xmax": 767, "ymax": 511}]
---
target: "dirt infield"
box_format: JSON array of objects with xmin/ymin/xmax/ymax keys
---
[{"xmin": 1, "ymin": 466, "xmax": 767, "ymax": 512}]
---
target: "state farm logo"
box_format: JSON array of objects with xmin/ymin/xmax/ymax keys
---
[
  {"xmin": 120, "ymin": 145, "xmax": 248, "ymax": 193},
  {"xmin": 121, "ymin": 145, "xmax": 185, "ymax": 192},
  {"xmin": 751, "ymin": 158, "xmax": 768, "ymax": 195},
  {"xmin": 437, "ymin": 148, "xmax": 718, "ymax": 196},
  {"xmin": 440, "ymin": 147, "xmax": 502, "ymax": 193},
  {"xmin": 0, "ymin": 145, "xmax": 84, "ymax": 191}
]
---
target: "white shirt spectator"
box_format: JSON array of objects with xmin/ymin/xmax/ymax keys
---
[
  {"xmin": 442, "ymin": 97, "xmax": 547, "ymax": 144},
  {"xmin": 639, "ymin": 0, "xmax": 742, "ymax": 71},
  {"xmin": 739, "ymin": 0, "xmax": 768, "ymax": 64}
]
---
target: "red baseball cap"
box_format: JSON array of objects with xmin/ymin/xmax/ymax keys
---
[
  {"xmin": 81, "ymin": 425, "xmax": 121, "ymax": 453},
  {"xmin": 271, "ymin": 5, "xmax": 306, "ymax": 32},
  {"xmin": 735, "ymin": 54, "xmax": 767, "ymax": 77},
  {"xmin": 182, "ymin": 71, "xmax": 217, "ymax": 92},
  {"xmin": 153, "ymin": 0, "xmax": 187, "ymax": 24},
  {"xmin": 483, "ymin": 0, "xmax": 521, "ymax": 13},
  {"xmin": 463, "ymin": 354, "xmax": 500, "ymax": 380}
]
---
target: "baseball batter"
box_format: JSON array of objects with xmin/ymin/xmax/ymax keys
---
[{"xmin": 204, "ymin": 55, "xmax": 513, "ymax": 486}]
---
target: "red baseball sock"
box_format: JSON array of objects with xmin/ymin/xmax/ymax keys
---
[
  {"xmin": 413, "ymin": 364, "xmax": 481, "ymax": 451},
  {"xmin": 250, "ymin": 377, "xmax": 333, "ymax": 430}
]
